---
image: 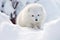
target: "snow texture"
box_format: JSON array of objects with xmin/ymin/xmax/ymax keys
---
[
  {"xmin": 0, "ymin": 12, "xmax": 11, "ymax": 24},
  {"xmin": 0, "ymin": 9, "xmax": 60, "ymax": 40},
  {"xmin": 0, "ymin": 18, "xmax": 60, "ymax": 40},
  {"xmin": 41, "ymin": 18, "xmax": 60, "ymax": 40},
  {"xmin": 0, "ymin": 21, "xmax": 43, "ymax": 40}
]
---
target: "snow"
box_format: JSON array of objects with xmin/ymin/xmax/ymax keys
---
[
  {"xmin": 4, "ymin": 0, "xmax": 15, "ymax": 16},
  {"xmin": 0, "ymin": 17, "xmax": 60, "ymax": 40},
  {"xmin": 0, "ymin": 0, "xmax": 3, "ymax": 11},
  {"xmin": 0, "ymin": 22, "xmax": 19, "ymax": 40},
  {"xmin": 41, "ymin": 18, "xmax": 60, "ymax": 40},
  {"xmin": 0, "ymin": 12, "xmax": 11, "ymax": 24},
  {"xmin": 0, "ymin": 0, "xmax": 60, "ymax": 40},
  {"xmin": 0, "ymin": 11, "xmax": 60, "ymax": 40},
  {"xmin": 39, "ymin": 0, "xmax": 60, "ymax": 22},
  {"xmin": 0, "ymin": 21, "xmax": 43, "ymax": 40},
  {"xmin": 15, "ymin": 0, "xmax": 24, "ymax": 15},
  {"xmin": 0, "ymin": 11, "xmax": 43, "ymax": 40}
]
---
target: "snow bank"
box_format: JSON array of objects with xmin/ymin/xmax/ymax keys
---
[
  {"xmin": 0, "ymin": 18, "xmax": 60, "ymax": 40},
  {"xmin": 41, "ymin": 18, "xmax": 60, "ymax": 40},
  {"xmin": 0, "ymin": 12, "xmax": 11, "ymax": 24},
  {"xmin": 0, "ymin": 22, "xmax": 19, "ymax": 40},
  {"xmin": 17, "ymin": 28, "xmax": 43, "ymax": 40},
  {"xmin": 0, "ymin": 21, "xmax": 43, "ymax": 40}
]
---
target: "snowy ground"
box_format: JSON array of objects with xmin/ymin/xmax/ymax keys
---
[
  {"xmin": 0, "ymin": 0, "xmax": 60, "ymax": 40},
  {"xmin": 41, "ymin": 18, "xmax": 60, "ymax": 40},
  {"xmin": 0, "ymin": 14, "xmax": 60, "ymax": 40}
]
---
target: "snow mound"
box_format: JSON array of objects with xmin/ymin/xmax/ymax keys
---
[
  {"xmin": 41, "ymin": 18, "xmax": 60, "ymax": 40},
  {"xmin": 0, "ymin": 12, "xmax": 11, "ymax": 24},
  {"xmin": 0, "ymin": 11, "xmax": 60, "ymax": 40},
  {"xmin": 0, "ymin": 18, "xmax": 60, "ymax": 40},
  {"xmin": 0, "ymin": 22, "xmax": 19, "ymax": 40},
  {"xmin": 0, "ymin": 21, "xmax": 43, "ymax": 40}
]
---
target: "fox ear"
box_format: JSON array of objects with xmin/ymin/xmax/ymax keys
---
[{"xmin": 28, "ymin": 8, "xmax": 34, "ymax": 13}]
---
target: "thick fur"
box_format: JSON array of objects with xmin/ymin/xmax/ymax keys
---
[{"xmin": 16, "ymin": 3, "xmax": 46, "ymax": 29}]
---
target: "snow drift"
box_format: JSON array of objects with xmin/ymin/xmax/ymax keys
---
[
  {"xmin": 41, "ymin": 18, "xmax": 60, "ymax": 40},
  {"xmin": 0, "ymin": 18, "xmax": 60, "ymax": 40},
  {"xmin": 0, "ymin": 12, "xmax": 11, "ymax": 24}
]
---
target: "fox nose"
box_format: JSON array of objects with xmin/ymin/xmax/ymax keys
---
[{"xmin": 35, "ymin": 19, "xmax": 38, "ymax": 21}]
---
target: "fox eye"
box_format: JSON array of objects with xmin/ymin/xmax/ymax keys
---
[
  {"xmin": 32, "ymin": 15, "xmax": 34, "ymax": 17},
  {"xmin": 38, "ymin": 14, "xmax": 39, "ymax": 16}
]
